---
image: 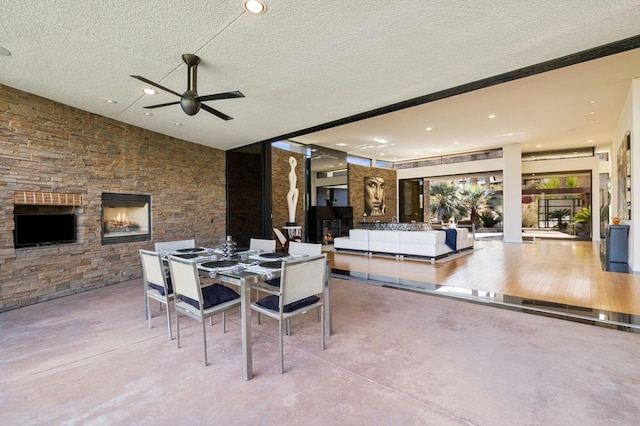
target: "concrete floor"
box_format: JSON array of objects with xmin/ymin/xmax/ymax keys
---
[{"xmin": 2, "ymin": 277, "xmax": 640, "ymax": 425}]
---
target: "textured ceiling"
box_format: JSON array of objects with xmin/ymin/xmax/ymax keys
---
[{"xmin": 1, "ymin": 1, "xmax": 639, "ymax": 163}]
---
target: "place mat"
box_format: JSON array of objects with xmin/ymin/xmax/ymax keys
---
[
  {"xmin": 259, "ymin": 252, "xmax": 290, "ymax": 259},
  {"xmin": 259, "ymin": 261, "xmax": 283, "ymax": 269},
  {"xmin": 176, "ymin": 247, "xmax": 206, "ymax": 253},
  {"xmin": 174, "ymin": 253, "xmax": 200, "ymax": 259},
  {"xmin": 200, "ymin": 260, "xmax": 239, "ymax": 269}
]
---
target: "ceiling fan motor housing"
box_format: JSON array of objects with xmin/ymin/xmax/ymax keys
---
[{"xmin": 180, "ymin": 90, "xmax": 201, "ymax": 115}]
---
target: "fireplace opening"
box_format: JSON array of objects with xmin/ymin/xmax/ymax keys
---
[{"xmin": 101, "ymin": 193, "xmax": 151, "ymax": 245}]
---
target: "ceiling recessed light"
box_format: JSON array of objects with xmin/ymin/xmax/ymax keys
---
[
  {"xmin": 336, "ymin": 143, "xmax": 348, "ymax": 146},
  {"xmin": 105, "ymin": 99, "xmax": 117, "ymax": 104},
  {"xmin": 0, "ymin": 46, "xmax": 11, "ymax": 57},
  {"xmin": 374, "ymin": 138, "xmax": 387, "ymax": 143},
  {"xmin": 488, "ymin": 114, "xmax": 496, "ymax": 119},
  {"xmin": 587, "ymin": 139, "xmax": 594, "ymax": 143},
  {"xmin": 453, "ymin": 141, "xmax": 459, "ymax": 145},
  {"xmin": 589, "ymin": 111, "xmax": 596, "ymax": 115},
  {"xmin": 143, "ymin": 88, "xmax": 156, "ymax": 95},
  {"xmin": 590, "ymin": 100, "xmax": 596, "ymax": 104},
  {"xmin": 425, "ymin": 127, "xmax": 432, "ymax": 131},
  {"xmin": 175, "ymin": 122, "xmax": 183, "ymax": 126},
  {"xmin": 535, "ymin": 144, "xmax": 542, "ymax": 148},
  {"xmin": 380, "ymin": 153, "xmax": 385, "ymax": 156},
  {"xmin": 144, "ymin": 112, "xmax": 153, "ymax": 116},
  {"xmin": 244, "ymin": 0, "xmax": 266, "ymax": 14}
]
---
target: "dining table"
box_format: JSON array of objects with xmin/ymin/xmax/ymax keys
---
[{"xmin": 160, "ymin": 247, "xmax": 332, "ymax": 381}]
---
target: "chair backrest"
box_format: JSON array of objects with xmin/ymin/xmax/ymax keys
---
[
  {"xmin": 288, "ymin": 241, "xmax": 322, "ymax": 256},
  {"xmin": 280, "ymin": 254, "xmax": 326, "ymax": 306},
  {"xmin": 139, "ymin": 249, "xmax": 168, "ymax": 289},
  {"xmin": 249, "ymin": 238, "xmax": 276, "ymax": 252},
  {"xmin": 273, "ymin": 228, "xmax": 288, "ymax": 246},
  {"xmin": 167, "ymin": 256, "xmax": 202, "ymax": 306},
  {"xmin": 155, "ymin": 239, "xmax": 196, "ymax": 253}
]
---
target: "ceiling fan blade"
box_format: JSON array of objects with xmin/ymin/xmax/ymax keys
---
[
  {"xmin": 130, "ymin": 75, "xmax": 182, "ymax": 98},
  {"xmin": 196, "ymin": 91, "xmax": 245, "ymax": 102},
  {"xmin": 143, "ymin": 101, "xmax": 181, "ymax": 109},
  {"xmin": 201, "ymin": 104, "xmax": 233, "ymax": 121}
]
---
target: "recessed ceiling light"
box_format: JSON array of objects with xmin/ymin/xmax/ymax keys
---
[
  {"xmin": 374, "ymin": 138, "xmax": 387, "ymax": 143},
  {"xmin": 589, "ymin": 111, "xmax": 596, "ymax": 115},
  {"xmin": 143, "ymin": 88, "xmax": 156, "ymax": 95},
  {"xmin": 535, "ymin": 145, "xmax": 542, "ymax": 148},
  {"xmin": 0, "ymin": 46, "xmax": 11, "ymax": 57},
  {"xmin": 105, "ymin": 99, "xmax": 117, "ymax": 104},
  {"xmin": 488, "ymin": 114, "xmax": 496, "ymax": 119},
  {"xmin": 590, "ymin": 100, "xmax": 596, "ymax": 104},
  {"xmin": 175, "ymin": 122, "xmax": 183, "ymax": 126},
  {"xmin": 144, "ymin": 112, "xmax": 153, "ymax": 116},
  {"xmin": 453, "ymin": 141, "xmax": 459, "ymax": 145},
  {"xmin": 425, "ymin": 127, "xmax": 432, "ymax": 131},
  {"xmin": 380, "ymin": 153, "xmax": 385, "ymax": 156},
  {"xmin": 587, "ymin": 139, "xmax": 594, "ymax": 143},
  {"xmin": 244, "ymin": 0, "xmax": 266, "ymax": 14},
  {"xmin": 336, "ymin": 143, "xmax": 348, "ymax": 146}
]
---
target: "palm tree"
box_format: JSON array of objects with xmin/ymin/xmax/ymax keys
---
[
  {"xmin": 549, "ymin": 208, "xmax": 571, "ymax": 231},
  {"xmin": 429, "ymin": 181, "xmax": 463, "ymax": 222},
  {"xmin": 459, "ymin": 184, "xmax": 495, "ymax": 235}
]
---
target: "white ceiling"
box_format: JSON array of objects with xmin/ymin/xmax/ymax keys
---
[{"xmin": 2, "ymin": 1, "xmax": 639, "ymax": 165}]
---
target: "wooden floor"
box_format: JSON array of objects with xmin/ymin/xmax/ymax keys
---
[{"xmin": 327, "ymin": 239, "xmax": 640, "ymax": 316}]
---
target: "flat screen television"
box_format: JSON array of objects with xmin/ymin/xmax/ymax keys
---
[{"xmin": 14, "ymin": 214, "xmax": 76, "ymax": 248}]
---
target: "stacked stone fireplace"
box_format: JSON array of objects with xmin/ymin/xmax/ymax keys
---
[{"xmin": 101, "ymin": 193, "xmax": 151, "ymax": 245}]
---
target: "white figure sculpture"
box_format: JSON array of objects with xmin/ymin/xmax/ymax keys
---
[{"xmin": 287, "ymin": 156, "xmax": 299, "ymax": 224}]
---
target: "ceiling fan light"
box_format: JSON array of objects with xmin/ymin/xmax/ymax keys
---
[
  {"xmin": 143, "ymin": 88, "xmax": 156, "ymax": 95},
  {"xmin": 244, "ymin": 0, "xmax": 266, "ymax": 14}
]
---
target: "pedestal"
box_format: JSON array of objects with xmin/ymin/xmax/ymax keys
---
[{"xmin": 282, "ymin": 225, "xmax": 302, "ymax": 239}]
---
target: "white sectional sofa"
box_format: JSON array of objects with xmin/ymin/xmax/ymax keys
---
[{"xmin": 334, "ymin": 228, "xmax": 474, "ymax": 259}]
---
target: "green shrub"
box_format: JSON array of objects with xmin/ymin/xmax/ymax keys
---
[{"xmin": 479, "ymin": 211, "xmax": 501, "ymax": 228}]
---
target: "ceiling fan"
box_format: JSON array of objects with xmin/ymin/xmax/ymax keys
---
[{"xmin": 131, "ymin": 54, "xmax": 244, "ymax": 121}]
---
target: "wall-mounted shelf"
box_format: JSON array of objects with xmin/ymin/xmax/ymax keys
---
[{"xmin": 14, "ymin": 191, "xmax": 82, "ymax": 206}]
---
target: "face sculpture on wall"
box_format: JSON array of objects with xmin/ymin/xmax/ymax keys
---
[{"xmin": 364, "ymin": 176, "xmax": 385, "ymax": 216}]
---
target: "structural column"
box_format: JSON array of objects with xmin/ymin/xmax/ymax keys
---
[{"xmin": 502, "ymin": 144, "xmax": 523, "ymax": 243}]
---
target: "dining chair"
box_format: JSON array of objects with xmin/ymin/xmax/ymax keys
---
[
  {"xmin": 251, "ymin": 254, "xmax": 327, "ymax": 374},
  {"xmin": 288, "ymin": 241, "xmax": 322, "ymax": 256},
  {"xmin": 249, "ymin": 238, "xmax": 276, "ymax": 252},
  {"xmin": 261, "ymin": 241, "xmax": 322, "ymax": 289},
  {"xmin": 168, "ymin": 255, "xmax": 241, "ymax": 366},
  {"xmin": 154, "ymin": 239, "xmax": 196, "ymax": 254},
  {"xmin": 139, "ymin": 249, "xmax": 174, "ymax": 340}
]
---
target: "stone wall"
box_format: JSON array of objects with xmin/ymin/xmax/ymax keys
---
[
  {"xmin": 348, "ymin": 164, "xmax": 397, "ymax": 226},
  {"xmin": 0, "ymin": 84, "xmax": 227, "ymax": 311},
  {"xmin": 272, "ymin": 148, "xmax": 305, "ymax": 237}
]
